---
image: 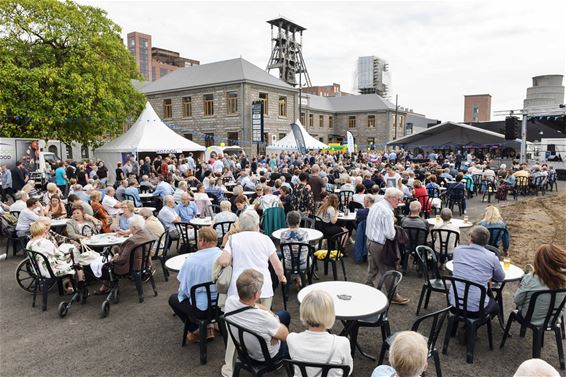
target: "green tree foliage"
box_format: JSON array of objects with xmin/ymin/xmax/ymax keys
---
[{"xmin": 0, "ymin": 0, "xmax": 146, "ymax": 145}]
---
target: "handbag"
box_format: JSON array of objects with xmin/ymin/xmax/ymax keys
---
[{"xmin": 213, "ymin": 237, "xmax": 234, "ymax": 308}]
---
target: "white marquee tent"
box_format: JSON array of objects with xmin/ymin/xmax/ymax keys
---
[
  {"xmin": 95, "ymin": 102, "xmax": 204, "ymax": 183},
  {"xmin": 266, "ymin": 120, "xmax": 328, "ymax": 153}
]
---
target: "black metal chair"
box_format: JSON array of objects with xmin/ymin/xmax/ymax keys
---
[
  {"xmin": 208, "ymin": 203, "xmax": 222, "ymax": 215},
  {"xmin": 300, "ymin": 216, "xmax": 314, "ymax": 229},
  {"xmin": 481, "ymin": 181, "xmax": 497, "ymax": 203},
  {"xmin": 81, "ymin": 224, "xmax": 96, "ymax": 237},
  {"xmin": 213, "ymin": 220, "xmax": 235, "ymax": 247},
  {"xmin": 338, "ymin": 191, "xmax": 353, "ymax": 212},
  {"xmin": 546, "ymin": 172, "xmax": 558, "ymax": 192},
  {"xmin": 441, "ymin": 276, "xmax": 495, "ymax": 364},
  {"xmin": 500, "ymin": 289, "xmax": 566, "ymax": 370},
  {"xmin": 25, "ymin": 249, "xmax": 71, "ymax": 311},
  {"xmin": 10, "ymin": 210, "xmax": 21, "ymax": 220},
  {"xmin": 430, "ymin": 229, "xmax": 460, "ymax": 264},
  {"xmin": 0, "ymin": 218, "xmax": 27, "ymax": 257},
  {"xmin": 280, "ymin": 242, "xmax": 314, "ymax": 310},
  {"xmin": 414, "ymin": 246, "xmax": 449, "ymax": 316},
  {"xmin": 515, "ymin": 176, "xmax": 530, "ymax": 197},
  {"xmin": 282, "ymin": 359, "xmax": 350, "ymax": 377},
  {"xmin": 400, "ymin": 226, "xmax": 429, "ymax": 275},
  {"xmin": 347, "ymin": 200, "xmax": 363, "ymax": 213},
  {"xmin": 533, "ymin": 176, "xmax": 547, "ymax": 196},
  {"xmin": 314, "ymin": 231, "xmax": 348, "ymax": 281},
  {"xmin": 175, "ymin": 222, "xmax": 197, "ymax": 254},
  {"xmin": 224, "ymin": 317, "xmax": 285, "ymax": 376},
  {"xmin": 349, "ymin": 270, "xmax": 402, "ymax": 359},
  {"xmin": 123, "ymin": 193, "xmax": 139, "ymax": 207},
  {"xmin": 472, "ymin": 174, "xmax": 483, "ymax": 195},
  {"xmin": 152, "ymin": 231, "xmax": 171, "ymax": 281},
  {"xmin": 181, "ymin": 281, "xmax": 222, "ymax": 365},
  {"xmin": 447, "ymin": 194, "xmax": 465, "ymax": 216},
  {"xmin": 484, "ymin": 245, "xmax": 500, "ymax": 257},
  {"xmin": 378, "ymin": 306, "xmax": 450, "ymax": 377}
]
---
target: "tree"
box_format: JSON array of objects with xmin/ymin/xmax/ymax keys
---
[{"xmin": 0, "ymin": 0, "xmax": 146, "ymax": 145}]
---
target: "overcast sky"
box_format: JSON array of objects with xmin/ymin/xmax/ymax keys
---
[{"xmin": 81, "ymin": 0, "xmax": 566, "ymax": 122}]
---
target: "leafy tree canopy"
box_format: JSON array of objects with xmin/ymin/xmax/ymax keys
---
[{"xmin": 0, "ymin": 0, "xmax": 146, "ymax": 145}]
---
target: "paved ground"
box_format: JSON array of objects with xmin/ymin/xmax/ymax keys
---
[{"xmin": 1, "ymin": 186, "xmax": 565, "ymax": 377}]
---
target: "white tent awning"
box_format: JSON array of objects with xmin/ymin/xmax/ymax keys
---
[{"xmin": 268, "ymin": 120, "xmax": 328, "ymax": 151}]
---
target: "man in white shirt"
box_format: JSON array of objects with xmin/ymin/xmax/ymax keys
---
[
  {"xmin": 365, "ymin": 188, "xmax": 409, "ymax": 304},
  {"xmin": 212, "ymin": 155, "xmax": 224, "ymax": 174},
  {"xmin": 15, "ymin": 198, "xmax": 45, "ymax": 236},
  {"xmin": 9, "ymin": 191, "xmax": 29, "ymax": 212},
  {"xmin": 173, "ymin": 181, "xmax": 189, "ymax": 204},
  {"xmin": 102, "ymin": 187, "xmax": 122, "ymax": 216},
  {"xmin": 254, "ymin": 186, "xmax": 281, "ymax": 211}
]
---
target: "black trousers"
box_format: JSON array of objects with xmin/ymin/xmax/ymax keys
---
[{"xmin": 168, "ymin": 294, "xmax": 209, "ymax": 332}]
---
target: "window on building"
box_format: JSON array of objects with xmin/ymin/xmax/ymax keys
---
[
  {"xmin": 278, "ymin": 133, "xmax": 286, "ymax": 140},
  {"xmin": 204, "ymin": 94, "xmax": 214, "ymax": 116},
  {"xmin": 182, "ymin": 97, "xmax": 192, "ymax": 117},
  {"xmin": 405, "ymin": 123, "xmax": 414, "ymax": 136},
  {"xmin": 48, "ymin": 145, "xmax": 58, "ymax": 155},
  {"xmin": 227, "ymin": 132, "xmax": 239, "ymax": 145},
  {"xmin": 184, "ymin": 134, "xmax": 193, "ymax": 141},
  {"xmin": 227, "ymin": 91, "xmax": 238, "ymax": 114},
  {"xmin": 319, "ymin": 137, "xmax": 324, "ymax": 142},
  {"xmin": 472, "ymin": 104, "xmax": 480, "ymax": 122},
  {"xmin": 300, "ymin": 112, "xmax": 305, "ymax": 125},
  {"xmin": 81, "ymin": 145, "xmax": 89, "ymax": 159},
  {"xmin": 278, "ymin": 96, "xmax": 287, "ymax": 117},
  {"xmin": 309, "ymin": 114, "xmax": 314, "ymax": 127},
  {"xmin": 319, "ymin": 115, "xmax": 324, "ymax": 127},
  {"xmin": 368, "ymin": 115, "xmax": 375, "ymax": 128},
  {"xmin": 204, "ymin": 133, "xmax": 214, "ymax": 147},
  {"xmin": 163, "ymin": 99, "xmax": 172, "ymax": 118},
  {"xmin": 367, "ymin": 137, "xmax": 375, "ymax": 147},
  {"xmin": 65, "ymin": 145, "xmax": 73, "ymax": 160},
  {"xmin": 329, "ymin": 116, "xmax": 333, "ymax": 128},
  {"xmin": 348, "ymin": 116, "xmax": 356, "ymax": 128},
  {"xmin": 259, "ymin": 92, "xmax": 268, "ymax": 115}
]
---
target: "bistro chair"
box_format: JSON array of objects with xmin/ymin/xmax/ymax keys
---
[
  {"xmin": 400, "ymin": 226, "xmax": 429, "ymax": 275},
  {"xmin": 25, "ymin": 249, "xmax": 71, "ymax": 311},
  {"xmin": 414, "ymin": 246, "xmax": 450, "ymax": 316},
  {"xmin": 152, "ymin": 231, "xmax": 171, "ymax": 281},
  {"xmin": 481, "ymin": 181, "xmax": 497, "ymax": 203},
  {"xmin": 500, "ymin": 289, "xmax": 566, "ymax": 370},
  {"xmin": 546, "ymin": 171, "xmax": 558, "ymax": 192},
  {"xmin": 174, "ymin": 222, "xmax": 197, "ymax": 254},
  {"xmin": 224, "ymin": 318, "xmax": 285, "ymax": 376},
  {"xmin": 299, "ymin": 216, "xmax": 315, "ymax": 229},
  {"xmin": 181, "ymin": 281, "xmax": 222, "ymax": 365},
  {"xmin": 430, "ymin": 229, "xmax": 460, "ymax": 264},
  {"xmin": 533, "ymin": 176, "xmax": 547, "ymax": 196},
  {"xmin": 338, "ymin": 191, "xmax": 353, "ymax": 212},
  {"xmin": 282, "ymin": 359, "xmax": 350, "ymax": 377},
  {"xmin": 378, "ymin": 306, "xmax": 450, "ymax": 377},
  {"xmin": 313, "ymin": 231, "xmax": 348, "ymax": 281},
  {"xmin": 213, "ymin": 221, "xmax": 235, "ymax": 247},
  {"xmin": 441, "ymin": 276, "xmax": 495, "ymax": 364},
  {"xmin": 515, "ymin": 176, "xmax": 530, "ymax": 197},
  {"xmin": 280, "ymin": 242, "xmax": 314, "ymax": 310}
]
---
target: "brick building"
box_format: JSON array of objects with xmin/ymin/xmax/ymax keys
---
[
  {"xmin": 140, "ymin": 58, "xmax": 298, "ymax": 155},
  {"xmin": 464, "ymin": 94, "xmax": 491, "ymax": 123},
  {"xmin": 302, "ymin": 83, "xmax": 352, "ymax": 97}
]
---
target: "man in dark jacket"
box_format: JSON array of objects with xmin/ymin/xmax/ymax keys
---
[{"xmin": 11, "ymin": 161, "xmax": 26, "ymax": 192}]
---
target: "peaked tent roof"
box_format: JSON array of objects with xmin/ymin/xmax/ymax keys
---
[
  {"xmin": 267, "ymin": 121, "xmax": 328, "ymax": 151},
  {"xmin": 386, "ymin": 121, "xmax": 524, "ymax": 148},
  {"xmin": 96, "ymin": 102, "xmax": 205, "ymax": 153},
  {"xmin": 141, "ymin": 58, "xmax": 296, "ymax": 95}
]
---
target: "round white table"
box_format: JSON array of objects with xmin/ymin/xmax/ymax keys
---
[
  {"xmin": 134, "ymin": 207, "xmax": 156, "ymax": 213},
  {"xmin": 225, "ymin": 182, "xmax": 237, "ymax": 187},
  {"xmin": 50, "ymin": 218, "xmax": 69, "ymax": 227},
  {"xmin": 271, "ymin": 228, "xmax": 323, "ymax": 242},
  {"xmin": 445, "ymin": 260, "xmax": 524, "ymax": 282},
  {"xmin": 165, "ymin": 254, "xmax": 190, "ymax": 272},
  {"xmin": 337, "ymin": 212, "xmax": 356, "ymax": 221},
  {"xmin": 83, "ymin": 233, "xmax": 129, "ymax": 248},
  {"xmin": 139, "ymin": 193, "xmax": 154, "ymax": 198},
  {"xmin": 427, "ymin": 218, "xmax": 473, "ymax": 228},
  {"xmin": 243, "ymin": 191, "xmax": 256, "ymax": 196},
  {"xmin": 189, "ymin": 217, "xmax": 214, "ymax": 228},
  {"xmin": 298, "ymin": 281, "xmax": 388, "ymax": 320}
]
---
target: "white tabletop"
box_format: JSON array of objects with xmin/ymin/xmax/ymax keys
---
[
  {"xmin": 83, "ymin": 233, "xmax": 129, "ymax": 247},
  {"xmin": 225, "ymin": 182, "xmax": 237, "ymax": 186},
  {"xmin": 337, "ymin": 212, "xmax": 357, "ymax": 221},
  {"xmin": 427, "ymin": 218, "xmax": 473, "ymax": 228},
  {"xmin": 189, "ymin": 217, "xmax": 214, "ymax": 227},
  {"xmin": 139, "ymin": 193, "xmax": 154, "ymax": 198},
  {"xmin": 445, "ymin": 260, "xmax": 525, "ymax": 282},
  {"xmin": 243, "ymin": 191, "xmax": 256, "ymax": 196},
  {"xmin": 134, "ymin": 207, "xmax": 155, "ymax": 213},
  {"xmin": 50, "ymin": 218, "xmax": 69, "ymax": 227},
  {"xmin": 298, "ymin": 281, "xmax": 388, "ymax": 320},
  {"xmin": 271, "ymin": 228, "xmax": 324, "ymax": 241},
  {"xmin": 165, "ymin": 254, "xmax": 189, "ymax": 272}
]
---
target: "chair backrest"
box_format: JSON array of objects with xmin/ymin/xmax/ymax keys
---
[
  {"xmin": 175, "ymin": 222, "xmax": 196, "ymax": 247},
  {"xmin": 189, "ymin": 281, "xmax": 218, "ymax": 320},
  {"xmin": 377, "ymin": 270, "xmax": 403, "ymax": 303},
  {"xmin": 403, "ymin": 226, "xmax": 429, "ymax": 253},
  {"xmin": 280, "ymin": 242, "xmax": 314, "ymax": 275},
  {"xmin": 10, "ymin": 211, "xmax": 20, "ymax": 220},
  {"xmin": 124, "ymin": 193, "xmax": 136, "ymax": 203},
  {"xmin": 521, "ymin": 289, "xmax": 566, "ymax": 330},
  {"xmin": 321, "ymin": 231, "xmax": 349, "ymax": 261},
  {"xmin": 139, "ymin": 186, "xmax": 151, "ymax": 194},
  {"xmin": 213, "ymin": 221, "xmax": 235, "ymax": 245},
  {"xmin": 25, "ymin": 248, "xmax": 57, "ymax": 279},
  {"xmin": 154, "ymin": 230, "xmax": 170, "ymax": 258},
  {"xmin": 338, "ymin": 191, "xmax": 353, "ymax": 212},
  {"xmin": 81, "ymin": 224, "xmax": 96, "ymax": 236},
  {"xmin": 282, "ymin": 359, "xmax": 350, "ymax": 377},
  {"xmin": 128, "ymin": 239, "xmax": 155, "ymax": 273},
  {"xmin": 411, "ymin": 306, "xmax": 451, "ymax": 355},
  {"xmin": 533, "ymin": 176, "xmax": 546, "ymax": 187},
  {"xmin": 224, "ymin": 317, "xmax": 280, "ymax": 366},
  {"xmin": 300, "ymin": 216, "xmax": 315, "ymax": 229},
  {"xmin": 348, "ymin": 201, "xmax": 363, "ymax": 212},
  {"xmin": 430, "ymin": 229, "xmax": 460, "ymax": 261},
  {"xmin": 415, "ymin": 245, "xmax": 442, "ymax": 282},
  {"xmin": 442, "ymin": 276, "xmax": 488, "ymax": 319},
  {"xmin": 426, "ymin": 186, "xmax": 440, "ymax": 198},
  {"xmin": 487, "ymin": 227, "xmax": 508, "ymax": 249},
  {"xmin": 208, "ymin": 204, "xmax": 221, "ymax": 215},
  {"xmin": 516, "ymin": 176, "xmax": 529, "ymax": 187}
]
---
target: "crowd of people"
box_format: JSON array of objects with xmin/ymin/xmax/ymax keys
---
[{"xmin": 0, "ymin": 147, "xmax": 564, "ymax": 376}]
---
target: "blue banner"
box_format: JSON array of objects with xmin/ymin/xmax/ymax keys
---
[{"xmin": 291, "ymin": 122, "xmax": 307, "ymax": 154}]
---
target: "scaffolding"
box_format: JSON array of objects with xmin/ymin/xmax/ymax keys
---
[{"xmin": 266, "ymin": 17, "xmax": 311, "ymax": 87}]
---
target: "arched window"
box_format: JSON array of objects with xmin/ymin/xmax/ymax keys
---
[
  {"xmin": 81, "ymin": 145, "xmax": 89, "ymax": 159},
  {"xmin": 65, "ymin": 145, "xmax": 73, "ymax": 160},
  {"xmin": 48, "ymin": 145, "xmax": 58, "ymax": 155}
]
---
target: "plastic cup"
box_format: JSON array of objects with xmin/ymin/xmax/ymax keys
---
[{"xmin": 503, "ymin": 257, "xmax": 511, "ymax": 270}]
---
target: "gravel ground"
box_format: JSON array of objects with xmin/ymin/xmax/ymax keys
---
[{"xmin": 1, "ymin": 186, "xmax": 564, "ymax": 377}]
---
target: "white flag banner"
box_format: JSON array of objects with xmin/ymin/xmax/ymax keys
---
[{"xmin": 346, "ymin": 131, "xmax": 355, "ymax": 153}]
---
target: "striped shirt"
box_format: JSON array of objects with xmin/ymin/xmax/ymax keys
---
[{"xmin": 365, "ymin": 199, "xmax": 395, "ymax": 244}]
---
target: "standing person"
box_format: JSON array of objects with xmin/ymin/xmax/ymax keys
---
[
  {"xmin": 308, "ymin": 164, "xmax": 324, "ymax": 205},
  {"xmin": 97, "ymin": 161, "xmax": 108, "ymax": 185},
  {"xmin": 90, "ymin": 191, "xmax": 111, "ymax": 233},
  {"xmin": 115, "ymin": 162, "xmax": 125, "ymax": 186},
  {"xmin": 365, "ymin": 188, "xmax": 409, "ymax": 304},
  {"xmin": 1, "ymin": 164, "xmax": 14, "ymax": 203},
  {"xmin": 292, "ymin": 172, "xmax": 315, "ymax": 215},
  {"xmin": 54, "ymin": 162, "xmax": 68, "ymax": 197}
]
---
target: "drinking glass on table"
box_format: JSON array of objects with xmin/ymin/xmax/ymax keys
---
[{"xmin": 503, "ymin": 257, "xmax": 511, "ymax": 270}]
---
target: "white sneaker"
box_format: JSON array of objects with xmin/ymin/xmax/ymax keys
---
[{"xmin": 0, "ymin": 253, "xmax": 6, "ymax": 261}]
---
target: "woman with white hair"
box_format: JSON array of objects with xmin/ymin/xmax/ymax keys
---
[
  {"xmin": 371, "ymin": 331, "xmax": 428, "ymax": 377},
  {"xmin": 219, "ymin": 210, "xmax": 286, "ymax": 309},
  {"xmin": 287, "ymin": 290, "xmax": 353, "ymax": 376},
  {"xmin": 42, "ymin": 183, "xmax": 62, "ymax": 205}
]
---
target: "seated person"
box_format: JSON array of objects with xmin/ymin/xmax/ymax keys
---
[
  {"xmin": 352, "ymin": 184, "xmax": 366, "ymax": 206},
  {"xmin": 279, "ymin": 186, "xmax": 293, "ymax": 213},
  {"xmin": 425, "ymin": 175, "xmax": 440, "ymax": 197},
  {"xmin": 193, "ymin": 184, "xmax": 212, "ymax": 214},
  {"xmin": 254, "ymin": 185, "xmax": 281, "ymax": 211},
  {"xmin": 46, "ymin": 195, "xmax": 67, "ymax": 219},
  {"xmin": 280, "ymin": 211, "xmax": 310, "ymax": 288},
  {"xmin": 139, "ymin": 175, "xmax": 155, "ymax": 192},
  {"xmin": 287, "ymin": 290, "xmax": 353, "ymax": 376},
  {"xmin": 138, "ymin": 207, "xmax": 165, "ymax": 254},
  {"xmin": 371, "ymin": 331, "xmax": 428, "ymax": 377},
  {"xmin": 222, "ymin": 269, "xmax": 290, "ymax": 376},
  {"xmin": 478, "ymin": 205, "xmax": 510, "ymax": 255},
  {"xmin": 513, "ymin": 244, "xmax": 566, "ymax": 326},
  {"xmin": 124, "ymin": 180, "xmax": 142, "ymax": 207},
  {"xmin": 16, "ymin": 198, "xmax": 45, "ymax": 237},
  {"xmin": 400, "ymin": 201, "xmax": 428, "ymax": 231},
  {"xmin": 315, "ymin": 193, "xmax": 342, "ymax": 239},
  {"xmin": 168, "ymin": 227, "xmax": 222, "ymax": 343},
  {"xmin": 355, "ymin": 194, "xmax": 374, "ymax": 225},
  {"xmin": 431, "ymin": 208, "xmax": 460, "ymax": 256},
  {"xmin": 9, "ymin": 191, "xmax": 29, "ymax": 212},
  {"xmin": 176, "ymin": 192, "xmax": 199, "ymax": 223},
  {"xmin": 513, "ymin": 358, "xmax": 561, "ymax": 377},
  {"xmin": 117, "ymin": 200, "xmax": 139, "ymax": 232},
  {"xmin": 205, "ymin": 178, "xmax": 226, "ymax": 203},
  {"xmin": 450, "ymin": 226, "xmax": 505, "ymax": 314},
  {"xmin": 213, "ymin": 200, "xmax": 238, "ymax": 238},
  {"xmin": 173, "ymin": 181, "xmax": 189, "ymax": 204},
  {"xmin": 66, "ymin": 206, "xmax": 102, "ymax": 241},
  {"xmin": 68, "ymin": 193, "xmax": 94, "ymax": 217},
  {"xmin": 445, "ymin": 174, "xmax": 466, "ymax": 212},
  {"xmin": 158, "ymin": 195, "xmax": 181, "ymax": 238}
]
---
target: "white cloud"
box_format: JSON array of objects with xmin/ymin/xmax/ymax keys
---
[{"xmin": 80, "ymin": 0, "xmax": 566, "ymax": 121}]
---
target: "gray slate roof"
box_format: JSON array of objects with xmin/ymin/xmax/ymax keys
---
[
  {"xmin": 305, "ymin": 93, "xmax": 397, "ymax": 113},
  {"xmin": 141, "ymin": 58, "xmax": 296, "ymax": 94}
]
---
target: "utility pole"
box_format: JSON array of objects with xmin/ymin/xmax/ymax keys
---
[{"xmin": 394, "ymin": 94, "xmax": 398, "ymax": 140}]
